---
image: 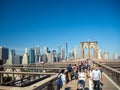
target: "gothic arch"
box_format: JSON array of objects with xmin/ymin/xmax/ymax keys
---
[
  {"xmin": 83, "ymin": 47, "xmax": 88, "ymax": 59},
  {"xmin": 80, "ymin": 41, "xmax": 98, "ymax": 59}
]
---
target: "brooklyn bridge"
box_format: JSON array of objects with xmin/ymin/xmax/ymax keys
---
[
  {"xmin": 0, "ymin": 42, "xmax": 120, "ymax": 90},
  {"xmin": 0, "ymin": 59, "xmax": 120, "ymax": 90}
]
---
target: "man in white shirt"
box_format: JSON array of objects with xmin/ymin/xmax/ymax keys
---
[{"xmin": 92, "ymin": 65, "xmax": 102, "ymax": 90}]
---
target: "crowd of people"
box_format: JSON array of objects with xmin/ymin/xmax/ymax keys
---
[{"xmin": 57, "ymin": 59, "xmax": 103, "ymax": 90}]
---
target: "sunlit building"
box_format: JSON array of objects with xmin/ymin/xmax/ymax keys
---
[
  {"xmin": 47, "ymin": 52, "xmax": 53, "ymax": 62},
  {"xmin": 44, "ymin": 46, "xmax": 49, "ymax": 54},
  {"xmin": 103, "ymin": 52, "xmax": 109, "ymax": 60},
  {"xmin": 9, "ymin": 49, "xmax": 16, "ymax": 65},
  {"xmin": 34, "ymin": 45, "xmax": 40, "ymax": 63},
  {"xmin": 61, "ymin": 48, "xmax": 65, "ymax": 60},
  {"xmin": 113, "ymin": 53, "xmax": 118, "ymax": 60},
  {"xmin": 74, "ymin": 47, "xmax": 79, "ymax": 59},
  {"xmin": 22, "ymin": 48, "xmax": 29, "ymax": 65}
]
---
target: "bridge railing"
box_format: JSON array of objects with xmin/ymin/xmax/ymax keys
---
[
  {"xmin": 0, "ymin": 71, "xmax": 56, "ymax": 86},
  {"xmin": 33, "ymin": 74, "xmax": 58, "ymax": 90},
  {"xmin": 93, "ymin": 61, "xmax": 120, "ymax": 87}
]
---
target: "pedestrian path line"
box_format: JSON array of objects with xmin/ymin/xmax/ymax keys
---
[
  {"xmin": 89, "ymin": 71, "xmax": 93, "ymax": 90},
  {"xmin": 103, "ymin": 73, "xmax": 120, "ymax": 90},
  {"xmin": 89, "ymin": 78, "xmax": 93, "ymax": 90}
]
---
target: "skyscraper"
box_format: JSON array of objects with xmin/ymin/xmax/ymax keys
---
[
  {"xmin": 35, "ymin": 45, "xmax": 40, "ymax": 55},
  {"xmin": 74, "ymin": 47, "xmax": 78, "ymax": 59},
  {"xmin": 72, "ymin": 51, "xmax": 74, "ymax": 59},
  {"xmin": 34, "ymin": 45, "xmax": 40, "ymax": 63},
  {"xmin": 65, "ymin": 43, "xmax": 68, "ymax": 60},
  {"xmin": 58, "ymin": 46, "xmax": 61, "ymax": 54},
  {"xmin": 14, "ymin": 55, "xmax": 23, "ymax": 65},
  {"xmin": 42, "ymin": 54, "xmax": 47, "ymax": 62},
  {"xmin": 44, "ymin": 46, "xmax": 48, "ymax": 54},
  {"xmin": 0, "ymin": 46, "xmax": 9, "ymax": 65},
  {"xmin": 29, "ymin": 48, "xmax": 35, "ymax": 64},
  {"xmin": 103, "ymin": 52, "xmax": 109, "ymax": 60},
  {"xmin": 9, "ymin": 49, "xmax": 16, "ymax": 65},
  {"xmin": 113, "ymin": 53, "xmax": 118, "ymax": 60},
  {"xmin": 52, "ymin": 50, "xmax": 57, "ymax": 62},
  {"xmin": 22, "ymin": 48, "xmax": 29, "ymax": 65},
  {"xmin": 58, "ymin": 46, "xmax": 61, "ymax": 61},
  {"xmin": 69, "ymin": 52, "xmax": 72, "ymax": 60},
  {"xmin": 47, "ymin": 53, "xmax": 53, "ymax": 62},
  {"xmin": 61, "ymin": 48, "xmax": 65, "ymax": 60}
]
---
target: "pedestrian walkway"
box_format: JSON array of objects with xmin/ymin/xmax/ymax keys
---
[
  {"xmin": 61, "ymin": 78, "xmax": 89, "ymax": 90},
  {"xmin": 61, "ymin": 73, "xmax": 119, "ymax": 90},
  {"xmin": 102, "ymin": 73, "xmax": 119, "ymax": 90},
  {"xmin": 0, "ymin": 73, "xmax": 119, "ymax": 90}
]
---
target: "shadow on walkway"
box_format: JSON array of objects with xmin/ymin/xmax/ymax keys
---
[
  {"xmin": 65, "ymin": 87, "xmax": 71, "ymax": 90},
  {"xmin": 84, "ymin": 87, "xmax": 89, "ymax": 90},
  {"xmin": 64, "ymin": 87, "xmax": 89, "ymax": 90}
]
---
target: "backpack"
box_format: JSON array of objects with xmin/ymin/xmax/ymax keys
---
[
  {"xmin": 67, "ymin": 66, "xmax": 72, "ymax": 72},
  {"xmin": 57, "ymin": 75, "xmax": 63, "ymax": 87}
]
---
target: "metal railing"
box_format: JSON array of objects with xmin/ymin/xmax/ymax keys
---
[
  {"xmin": 33, "ymin": 74, "xmax": 58, "ymax": 90},
  {"xmin": 93, "ymin": 61, "xmax": 120, "ymax": 87}
]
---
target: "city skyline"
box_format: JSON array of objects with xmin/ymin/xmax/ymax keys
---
[{"xmin": 0, "ymin": 0, "xmax": 120, "ymax": 56}]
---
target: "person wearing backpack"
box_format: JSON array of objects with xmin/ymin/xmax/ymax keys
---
[{"xmin": 57, "ymin": 69, "xmax": 66, "ymax": 90}]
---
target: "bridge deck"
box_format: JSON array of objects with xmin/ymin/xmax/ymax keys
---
[
  {"xmin": 61, "ymin": 73, "xmax": 119, "ymax": 90},
  {"xmin": 102, "ymin": 73, "xmax": 119, "ymax": 90},
  {"xmin": 0, "ymin": 73, "xmax": 119, "ymax": 90}
]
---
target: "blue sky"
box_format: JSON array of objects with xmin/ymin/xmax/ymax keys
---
[{"xmin": 0, "ymin": 0, "xmax": 120, "ymax": 56}]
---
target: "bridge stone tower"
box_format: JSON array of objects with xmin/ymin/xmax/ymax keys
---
[{"xmin": 80, "ymin": 41, "xmax": 98, "ymax": 59}]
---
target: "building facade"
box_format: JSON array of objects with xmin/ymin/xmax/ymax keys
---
[
  {"xmin": 14, "ymin": 55, "xmax": 23, "ymax": 64},
  {"xmin": 65, "ymin": 43, "xmax": 68, "ymax": 59},
  {"xmin": 29, "ymin": 48, "xmax": 35, "ymax": 64},
  {"xmin": 34, "ymin": 45, "xmax": 40, "ymax": 63},
  {"xmin": 103, "ymin": 52, "xmax": 109, "ymax": 60},
  {"xmin": 0, "ymin": 46, "xmax": 9, "ymax": 64},
  {"xmin": 22, "ymin": 48, "xmax": 29, "ymax": 65},
  {"xmin": 9, "ymin": 49, "xmax": 16, "ymax": 65}
]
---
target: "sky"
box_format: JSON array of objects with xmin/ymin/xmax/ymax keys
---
[{"xmin": 0, "ymin": 0, "xmax": 120, "ymax": 56}]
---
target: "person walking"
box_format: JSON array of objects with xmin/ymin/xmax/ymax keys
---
[
  {"xmin": 57, "ymin": 69, "xmax": 66, "ymax": 90},
  {"xmin": 72, "ymin": 64, "xmax": 78, "ymax": 79},
  {"xmin": 77, "ymin": 69, "xmax": 86, "ymax": 90},
  {"xmin": 67, "ymin": 64, "xmax": 72, "ymax": 82},
  {"xmin": 91, "ymin": 65, "xmax": 102, "ymax": 90}
]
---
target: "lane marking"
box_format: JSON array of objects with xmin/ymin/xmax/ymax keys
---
[
  {"xmin": 103, "ymin": 73, "xmax": 120, "ymax": 90},
  {"xmin": 89, "ymin": 71, "xmax": 93, "ymax": 90},
  {"xmin": 89, "ymin": 78, "xmax": 93, "ymax": 90}
]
